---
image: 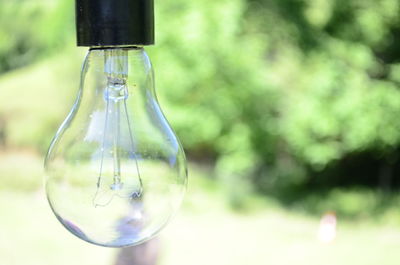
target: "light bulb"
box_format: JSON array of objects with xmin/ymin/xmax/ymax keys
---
[{"xmin": 44, "ymin": 47, "xmax": 187, "ymax": 247}]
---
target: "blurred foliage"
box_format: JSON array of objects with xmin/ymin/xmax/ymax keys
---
[
  {"xmin": 0, "ymin": 0, "xmax": 74, "ymax": 73},
  {"xmin": 1, "ymin": 0, "xmax": 400, "ymax": 206}
]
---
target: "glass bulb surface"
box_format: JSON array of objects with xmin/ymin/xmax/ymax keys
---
[{"xmin": 45, "ymin": 47, "xmax": 187, "ymax": 247}]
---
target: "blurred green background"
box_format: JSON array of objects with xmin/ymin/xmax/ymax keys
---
[{"xmin": 1, "ymin": 0, "xmax": 400, "ymax": 264}]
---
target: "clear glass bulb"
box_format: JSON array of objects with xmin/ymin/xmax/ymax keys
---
[{"xmin": 44, "ymin": 47, "xmax": 187, "ymax": 247}]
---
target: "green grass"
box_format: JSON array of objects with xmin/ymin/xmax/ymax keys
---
[
  {"xmin": 1, "ymin": 152, "xmax": 400, "ymax": 265},
  {"xmin": 0, "ymin": 48, "xmax": 84, "ymax": 151}
]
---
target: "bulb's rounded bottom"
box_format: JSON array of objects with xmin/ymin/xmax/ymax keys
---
[
  {"xmin": 55, "ymin": 214, "xmax": 162, "ymax": 247},
  {"xmin": 46, "ymin": 171, "xmax": 185, "ymax": 248}
]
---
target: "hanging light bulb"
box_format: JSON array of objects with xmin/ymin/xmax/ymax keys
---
[{"xmin": 44, "ymin": 0, "xmax": 187, "ymax": 247}]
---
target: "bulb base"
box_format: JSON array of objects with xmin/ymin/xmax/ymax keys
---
[{"xmin": 75, "ymin": 0, "xmax": 154, "ymax": 47}]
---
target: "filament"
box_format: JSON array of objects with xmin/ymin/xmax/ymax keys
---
[
  {"xmin": 124, "ymin": 99, "xmax": 143, "ymax": 197},
  {"xmin": 112, "ymin": 101, "xmax": 122, "ymax": 189},
  {"xmin": 93, "ymin": 49, "xmax": 143, "ymax": 207},
  {"xmin": 93, "ymin": 86, "xmax": 110, "ymax": 207}
]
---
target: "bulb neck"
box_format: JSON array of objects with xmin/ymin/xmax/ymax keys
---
[
  {"xmin": 75, "ymin": 0, "xmax": 154, "ymax": 47},
  {"xmin": 89, "ymin": 46, "xmax": 142, "ymax": 51}
]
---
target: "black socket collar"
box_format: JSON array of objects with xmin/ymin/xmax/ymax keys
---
[{"xmin": 76, "ymin": 0, "xmax": 154, "ymax": 47}]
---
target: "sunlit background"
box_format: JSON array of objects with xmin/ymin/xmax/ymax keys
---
[{"xmin": 1, "ymin": 0, "xmax": 400, "ymax": 264}]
